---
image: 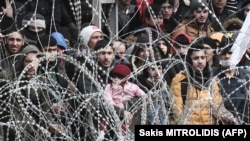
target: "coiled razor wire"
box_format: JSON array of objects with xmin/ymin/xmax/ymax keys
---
[{"xmin": 0, "ymin": 0, "xmax": 250, "ymax": 141}]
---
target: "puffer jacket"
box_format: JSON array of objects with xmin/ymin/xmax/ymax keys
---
[{"xmin": 170, "ymin": 71, "xmax": 237, "ymax": 125}]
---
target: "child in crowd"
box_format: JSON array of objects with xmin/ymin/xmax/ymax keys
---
[
  {"xmin": 105, "ymin": 63, "xmax": 146, "ymax": 110},
  {"xmin": 101, "ymin": 63, "xmax": 146, "ymax": 138}
]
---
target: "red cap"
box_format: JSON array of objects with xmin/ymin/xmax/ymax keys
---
[{"xmin": 111, "ymin": 64, "xmax": 131, "ymax": 78}]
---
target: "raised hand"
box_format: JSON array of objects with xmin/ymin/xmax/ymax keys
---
[{"xmin": 2, "ymin": 0, "xmax": 13, "ymax": 18}]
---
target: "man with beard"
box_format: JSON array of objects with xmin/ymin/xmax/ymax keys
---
[
  {"xmin": 64, "ymin": 39, "xmax": 116, "ymax": 140},
  {"xmin": 93, "ymin": 39, "xmax": 116, "ymax": 88},
  {"xmin": 171, "ymin": 0, "xmax": 214, "ymax": 42},
  {"xmin": 1, "ymin": 29, "xmax": 25, "ymax": 69},
  {"xmin": 65, "ymin": 38, "xmax": 115, "ymax": 94}
]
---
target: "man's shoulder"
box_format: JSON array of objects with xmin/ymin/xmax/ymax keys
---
[
  {"xmin": 238, "ymin": 67, "xmax": 250, "ymax": 76},
  {"xmin": 172, "ymin": 71, "xmax": 187, "ymax": 82}
]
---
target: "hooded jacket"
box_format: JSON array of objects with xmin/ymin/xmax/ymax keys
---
[
  {"xmin": 223, "ymin": 17, "xmax": 243, "ymax": 31},
  {"xmin": 170, "ymin": 43, "xmax": 238, "ymax": 125},
  {"xmin": 170, "ymin": 69, "xmax": 238, "ymax": 125},
  {"xmin": 164, "ymin": 33, "xmax": 192, "ymax": 86},
  {"xmin": 15, "ymin": 45, "xmax": 41, "ymax": 78},
  {"xmin": 10, "ymin": 45, "xmax": 57, "ymax": 140}
]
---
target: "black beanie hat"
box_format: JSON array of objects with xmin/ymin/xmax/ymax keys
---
[
  {"xmin": 37, "ymin": 34, "xmax": 57, "ymax": 50},
  {"xmin": 200, "ymin": 36, "xmax": 217, "ymax": 49},
  {"xmin": 145, "ymin": 4, "xmax": 161, "ymax": 18},
  {"xmin": 218, "ymin": 35, "xmax": 234, "ymax": 54},
  {"xmin": 154, "ymin": 0, "xmax": 174, "ymax": 6},
  {"xmin": 94, "ymin": 39, "xmax": 110, "ymax": 51},
  {"xmin": 22, "ymin": 12, "xmax": 46, "ymax": 28},
  {"xmin": 190, "ymin": 0, "xmax": 208, "ymax": 12}
]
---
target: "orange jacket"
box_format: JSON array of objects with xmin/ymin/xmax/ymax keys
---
[
  {"xmin": 172, "ymin": 18, "xmax": 214, "ymax": 42},
  {"xmin": 170, "ymin": 71, "xmax": 235, "ymax": 125}
]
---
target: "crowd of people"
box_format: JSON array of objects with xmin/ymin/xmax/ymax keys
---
[{"xmin": 0, "ymin": 0, "xmax": 250, "ymax": 140}]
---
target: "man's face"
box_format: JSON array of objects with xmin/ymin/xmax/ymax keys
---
[
  {"xmin": 43, "ymin": 45, "xmax": 58, "ymax": 62},
  {"xmin": 119, "ymin": 0, "xmax": 132, "ymax": 5},
  {"xmin": 23, "ymin": 52, "xmax": 40, "ymax": 75},
  {"xmin": 113, "ymin": 41, "xmax": 126, "ymax": 61},
  {"xmin": 137, "ymin": 46, "xmax": 152, "ymax": 60},
  {"xmin": 145, "ymin": 14, "xmax": 164, "ymax": 27},
  {"xmin": 219, "ymin": 50, "xmax": 232, "ymax": 61},
  {"xmin": 175, "ymin": 45, "xmax": 188, "ymax": 55},
  {"xmin": 219, "ymin": 49, "xmax": 232, "ymax": 68},
  {"xmin": 96, "ymin": 46, "xmax": 115, "ymax": 68},
  {"xmin": 203, "ymin": 44, "xmax": 214, "ymax": 63},
  {"xmin": 5, "ymin": 32, "xmax": 24, "ymax": 54},
  {"xmin": 157, "ymin": 39, "xmax": 169, "ymax": 55},
  {"xmin": 244, "ymin": 4, "xmax": 250, "ymax": 18},
  {"xmin": 88, "ymin": 31, "xmax": 104, "ymax": 49},
  {"xmin": 191, "ymin": 50, "xmax": 207, "ymax": 71},
  {"xmin": 111, "ymin": 76, "xmax": 123, "ymax": 85},
  {"xmin": 27, "ymin": 25, "xmax": 45, "ymax": 33},
  {"xmin": 212, "ymin": 0, "xmax": 227, "ymax": 9},
  {"xmin": 148, "ymin": 65, "xmax": 163, "ymax": 82},
  {"xmin": 124, "ymin": 34, "xmax": 137, "ymax": 48},
  {"xmin": 161, "ymin": 3, "xmax": 173, "ymax": 20},
  {"xmin": 193, "ymin": 7, "xmax": 209, "ymax": 24}
]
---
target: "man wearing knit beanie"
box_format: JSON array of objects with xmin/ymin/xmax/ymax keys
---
[
  {"xmin": 79, "ymin": 25, "xmax": 104, "ymax": 50},
  {"xmin": 190, "ymin": 0, "xmax": 209, "ymax": 12},
  {"xmin": 171, "ymin": 0, "xmax": 213, "ymax": 42},
  {"xmin": 22, "ymin": 12, "xmax": 46, "ymax": 45}
]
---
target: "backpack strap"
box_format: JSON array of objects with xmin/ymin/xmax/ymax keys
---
[{"xmin": 180, "ymin": 78, "xmax": 188, "ymax": 105}]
